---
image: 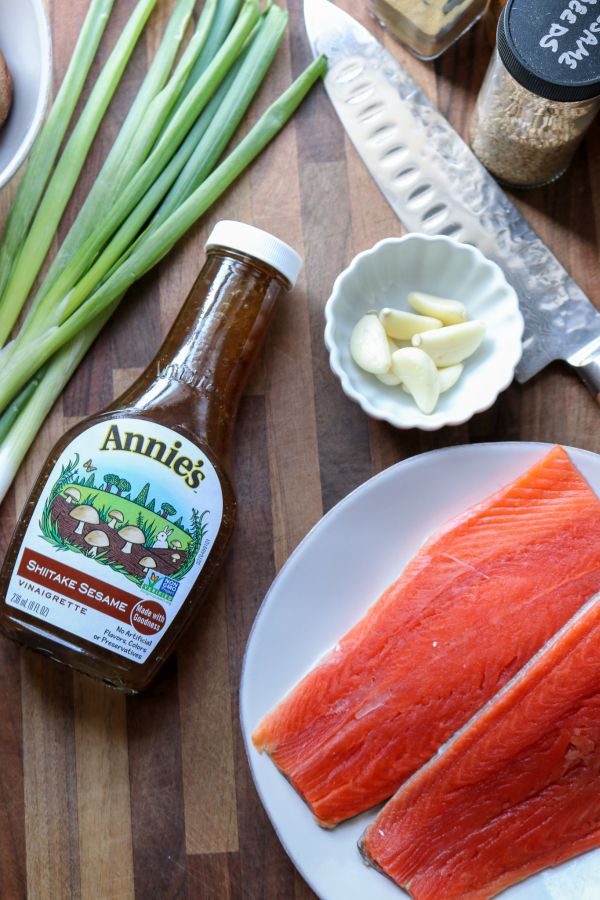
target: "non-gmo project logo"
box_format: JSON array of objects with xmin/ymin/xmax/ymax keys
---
[{"xmin": 142, "ymin": 570, "xmax": 179, "ymax": 601}]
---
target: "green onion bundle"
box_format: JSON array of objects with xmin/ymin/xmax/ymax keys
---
[{"xmin": 0, "ymin": 0, "xmax": 326, "ymax": 503}]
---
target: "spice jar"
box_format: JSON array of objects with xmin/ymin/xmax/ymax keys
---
[
  {"xmin": 368, "ymin": 0, "xmax": 489, "ymax": 60},
  {"xmin": 471, "ymin": 0, "xmax": 600, "ymax": 189}
]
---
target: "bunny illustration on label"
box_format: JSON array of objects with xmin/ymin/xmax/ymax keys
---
[{"xmin": 6, "ymin": 418, "xmax": 223, "ymax": 665}]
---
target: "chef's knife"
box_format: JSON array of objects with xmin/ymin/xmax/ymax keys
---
[{"xmin": 304, "ymin": 0, "xmax": 600, "ymax": 398}]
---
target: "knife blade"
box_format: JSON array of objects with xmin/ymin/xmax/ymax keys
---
[{"xmin": 304, "ymin": 0, "xmax": 600, "ymax": 396}]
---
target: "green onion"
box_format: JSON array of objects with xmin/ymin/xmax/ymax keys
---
[
  {"xmin": 0, "ymin": 55, "xmax": 327, "ymax": 423},
  {"xmin": 0, "ymin": 305, "xmax": 117, "ymax": 503},
  {"xmin": 0, "ymin": 372, "xmax": 46, "ymax": 445},
  {"xmin": 0, "ymin": 0, "xmax": 115, "ymax": 303},
  {"xmin": 0, "ymin": 0, "xmax": 158, "ymax": 348},
  {"xmin": 96, "ymin": 4, "xmax": 288, "ymax": 282},
  {"xmin": 154, "ymin": 4, "xmax": 289, "ymax": 226},
  {"xmin": 27, "ymin": 7, "xmax": 289, "ymax": 335},
  {"xmin": 17, "ymin": 0, "xmax": 215, "ymax": 342},
  {"xmin": 179, "ymin": 0, "xmax": 243, "ymax": 100},
  {"xmin": 25, "ymin": 0, "xmax": 198, "ymax": 313},
  {"xmin": 117, "ymin": 0, "xmax": 218, "ymax": 189},
  {"xmin": 16, "ymin": 0, "xmax": 261, "ymax": 347}
]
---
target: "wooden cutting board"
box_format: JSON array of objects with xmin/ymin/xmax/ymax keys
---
[{"xmin": 0, "ymin": 1, "xmax": 598, "ymax": 897}]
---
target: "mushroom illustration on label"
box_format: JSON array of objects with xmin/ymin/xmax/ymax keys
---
[
  {"xmin": 140, "ymin": 556, "xmax": 157, "ymax": 575},
  {"xmin": 84, "ymin": 531, "xmax": 109, "ymax": 558},
  {"xmin": 107, "ymin": 510, "xmax": 124, "ymax": 529},
  {"xmin": 118, "ymin": 525, "xmax": 146, "ymax": 555},
  {"xmin": 37, "ymin": 455, "xmax": 207, "ymax": 589},
  {"xmin": 70, "ymin": 505, "xmax": 99, "ymax": 535}
]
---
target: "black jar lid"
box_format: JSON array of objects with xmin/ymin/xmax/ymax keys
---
[{"xmin": 498, "ymin": 0, "xmax": 600, "ymax": 102}]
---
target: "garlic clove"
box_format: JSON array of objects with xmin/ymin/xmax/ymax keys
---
[
  {"xmin": 392, "ymin": 347, "xmax": 440, "ymax": 414},
  {"xmin": 377, "ymin": 338, "xmax": 403, "ymax": 384},
  {"xmin": 402, "ymin": 363, "xmax": 464, "ymax": 395},
  {"xmin": 379, "ymin": 307, "xmax": 443, "ymax": 340},
  {"xmin": 350, "ymin": 313, "xmax": 392, "ymax": 374},
  {"xmin": 438, "ymin": 363, "xmax": 464, "ymax": 393},
  {"xmin": 377, "ymin": 370, "xmax": 403, "ymax": 385},
  {"xmin": 412, "ymin": 321, "xmax": 486, "ymax": 367},
  {"xmin": 408, "ymin": 291, "xmax": 467, "ymax": 326}
]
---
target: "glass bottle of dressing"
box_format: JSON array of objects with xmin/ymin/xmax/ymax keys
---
[{"xmin": 0, "ymin": 221, "xmax": 301, "ymax": 693}]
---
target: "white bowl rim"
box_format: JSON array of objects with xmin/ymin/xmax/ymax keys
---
[
  {"xmin": 324, "ymin": 233, "xmax": 524, "ymax": 432},
  {"xmin": 0, "ymin": 0, "xmax": 53, "ymax": 190}
]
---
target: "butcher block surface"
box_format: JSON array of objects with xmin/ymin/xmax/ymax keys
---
[{"xmin": 0, "ymin": 1, "xmax": 598, "ymax": 897}]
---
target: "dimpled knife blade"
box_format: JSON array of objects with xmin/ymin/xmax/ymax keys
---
[{"xmin": 304, "ymin": 0, "xmax": 600, "ymax": 392}]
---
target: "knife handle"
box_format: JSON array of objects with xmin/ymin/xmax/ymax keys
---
[{"xmin": 575, "ymin": 357, "xmax": 600, "ymax": 403}]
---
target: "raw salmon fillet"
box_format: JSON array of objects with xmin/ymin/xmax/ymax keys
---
[
  {"xmin": 252, "ymin": 446, "xmax": 600, "ymax": 827},
  {"xmin": 360, "ymin": 588, "xmax": 600, "ymax": 899}
]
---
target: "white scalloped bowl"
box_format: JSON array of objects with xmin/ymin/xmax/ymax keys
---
[
  {"xmin": 0, "ymin": 0, "xmax": 52, "ymax": 190},
  {"xmin": 324, "ymin": 234, "xmax": 524, "ymax": 431}
]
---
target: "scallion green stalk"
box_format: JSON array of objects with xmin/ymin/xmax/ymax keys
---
[
  {"xmin": 0, "ymin": 55, "xmax": 327, "ymax": 421},
  {"xmin": 0, "ymin": 0, "xmax": 158, "ymax": 348},
  {"xmin": 29, "ymin": 7, "xmax": 289, "ymax": 333},
  {"xmin": 0, "ymin": 305, "xmax": 117, "ymax": 503},
  {"xmin": 23, "ymin": 0, "xmax": 198, "ymax": 317},
  {"xmin": 16, "ymin": 0, "xmax": 210, "ymax": 343},
  {"xmin": 116, "ymin": 0, "xmax": 218, "ymax": 193},
  {"xmin": 79, "ymin": 8, "xmax": 282, "ymax": 290},
  {"xmin": 154, "ymin": 4, "xmax": 289, "ymax": 227},
  {"xmin": 16, "ymin": 0, "xmax": 261, "ymax": 347},
  {"xmin": 179, "ymin": 0, "xmax": 243, "ymax": 101},
  {"xmin": 0, "ymin": 0, "xmax": 115, "ymax": 303}
]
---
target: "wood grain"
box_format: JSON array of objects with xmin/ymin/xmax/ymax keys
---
[
  {"xmin": 0, "ymin": 1, "xmax": 598, "ymax": 897},
  {"xmin": 74, "ymin": 679, "xmax": 135, "ymax": 900}
]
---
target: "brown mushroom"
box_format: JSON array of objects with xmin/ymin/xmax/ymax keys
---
[
  {"xmin": 0, "ymin": 52, "xmax": 13, "ymax": 129},
  {"xmin": 107, "ymin": 510, "xmax": 124, "ymax": 529},
  {"xmin": 69, "ymin": 505, "xmax": 99, "ymax": 535},
  {"xmin": 63, "ymin": 487, "xmax": 81, "ymax": 505},
  {"xmin": 84, "ymin": 530, "xmax": 109, "ymax": 558},
  {"xmin": 118, "ymin": 525, "xmax": 145, "ymax": 555},
  {"xmin": 171, "ymin": 539, "xmax": 182, "ymax": 550},
  {"xmin": 139, "ymin": 556, "xmax": 157, "ymax": 575}
]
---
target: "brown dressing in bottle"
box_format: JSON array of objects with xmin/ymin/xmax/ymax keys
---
[{"xmin": 0, "ymin": 221, "xmax": 300, "ymax": 693}]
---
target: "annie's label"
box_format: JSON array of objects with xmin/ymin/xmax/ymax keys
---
[{"xmin": 6, "ymin": 418, "xmax": 223, "ymax": 664}]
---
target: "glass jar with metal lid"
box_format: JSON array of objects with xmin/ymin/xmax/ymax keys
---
[
  {"xmin": 470, "ymin": 0, "xmax": 600, "ymax": 188},
  {"xmin": 368, "ymin": 0, "xmax": 490, "ymax": 60}
]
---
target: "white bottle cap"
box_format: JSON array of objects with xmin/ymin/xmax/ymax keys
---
[{"xmin": 206, "ymin": 220, "xmax": 302, "ymax": 288}]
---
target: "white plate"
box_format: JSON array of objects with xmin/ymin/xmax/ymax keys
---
[
  {"xmin": 0, "ymin": 0, "xmax": 52, "ymax": 189},
  {"xmin": 240, "ymin": 442, "xmax": 600, "ymax": 900}
]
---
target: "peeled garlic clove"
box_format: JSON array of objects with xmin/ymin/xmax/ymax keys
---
[
  {"xmin": 438, "ymin": 363, "xmax": 464, "ymax": 393},
  {"xmin": 379, "ymin": 307, "xmax": 442, "ymax": 340},
  {"xmin": 377, "ymin": 339, "xmax": 403, "ymax": 385},
  {"xmin": 350, "ymin": 313, "xmax": 391, "ymax": 374},
  {"xmin": 405, "ymin": 363, "xmax": 464, "ymax": 395},
  {"xmin": 377, "ymin": 370, "xmax": 403, "ymax": 385},
  {"xmin": 412, "ymin": 321, "xmax": 486, "ymax": 367},
  {"xmin": 408, "ymin": 291, "xmax": 467, "ymax": 326},
  {"xmin": 392, "ymin": 347, "xmax": 440, "ymax": 414}
]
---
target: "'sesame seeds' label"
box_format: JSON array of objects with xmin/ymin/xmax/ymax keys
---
[{"xmin": 6, "ymin": 418, "xmax": 223, "ymax": 664}]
